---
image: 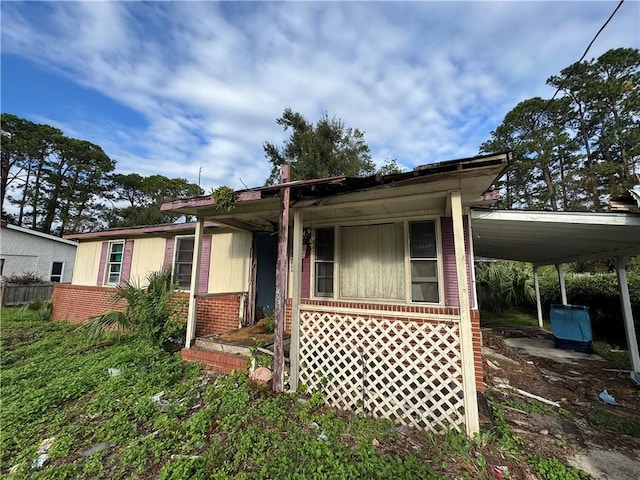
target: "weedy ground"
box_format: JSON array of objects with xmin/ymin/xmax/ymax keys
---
[{"xmin": 0, "ymin": 307, "xmax": 603, "ymax": 479}]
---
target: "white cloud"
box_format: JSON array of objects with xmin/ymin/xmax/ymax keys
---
[{"xmin": 1, "ymin": 0, "xmax": 638, "ymax": 194}]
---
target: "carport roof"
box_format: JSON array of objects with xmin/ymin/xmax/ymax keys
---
[{"xmin": 470, "ymin": 209, "xmax": 640, "ymax": 265}]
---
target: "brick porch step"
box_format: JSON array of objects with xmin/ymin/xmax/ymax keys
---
[{"xmin": 181, "ymin": 347, "xmax": 249, "ymax": 375}]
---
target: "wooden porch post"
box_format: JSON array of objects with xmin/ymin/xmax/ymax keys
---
[
  {"xmin": 185, "ymin": 217, "xmax": 204, "ymax": 348},
  {"xmin": 289, "ymin": 209, "xmax": 303, "ymax": 392},
  {"xmin": 616, "ymin": 256, "xmax": 640, "ymax": 372},
  {"xmin": 450, "ymin": 190, "xmax": 479, "ymax": 436},
  {"xmin": 556, "ymin": 264, "xmax": 568, "ymax": 305},
  {"xmin": 273, "ymin": 165, "xmax": 291, "ymax": 393},
  {"xmin": 533, "ymin": 265, "xmax": 544, "ymax": 328}
]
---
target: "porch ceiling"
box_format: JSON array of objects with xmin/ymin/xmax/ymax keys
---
[{"xmin": 470, "ymin": 209, "xmax": 640, "ymax": 265}]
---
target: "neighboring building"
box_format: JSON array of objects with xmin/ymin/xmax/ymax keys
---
[
  {"xmin": 0, "ymin": 221, "xmax": 77, "ymax": 283},
  {"xmin": 52, "ymin": 152, "xmax": 512, "ymax": 436}
]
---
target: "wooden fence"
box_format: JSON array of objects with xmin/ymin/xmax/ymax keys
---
[{"xmin": 1, "ymin": 283, "xmax": 53, "ymax": 307}]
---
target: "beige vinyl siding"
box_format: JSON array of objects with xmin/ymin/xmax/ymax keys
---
[
  {"xmin": 209, "ymin": 230, "xmax": 252, "ymax": 293},
  {"xmin": 130, "ymin": 237, "xmax": 167, "ymax": 285},
  {"xmin": 72, "ymin": 241, "xmax": 102, "ymax": 285}
]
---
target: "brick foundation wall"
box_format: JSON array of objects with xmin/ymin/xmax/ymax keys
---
[
  {"xmin": 181, "ymin": 347, "xmax": 247, "ymax": 375},
  {"xmin": 51, "ymin": 284, "xmax": 126, "ymax": 324},
  {"xmin": 195, "ymin": 294, "xmax": 242, "ymax": 336},
  {"xmin": 52, "ymin": 285, "xmax": 243, "ymax": 337}
]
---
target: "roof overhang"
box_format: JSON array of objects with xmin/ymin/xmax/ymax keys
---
[
  {"xmin": 64, "ymin": 221, "xmax": 221, "ymax": 241},
  {"xmin": 470, "ymin": 209, "xmax": 640, "ymax": 265},
  {"xmin": 162, "ymin": 152, "xmax": 512, "ymax": 231}
]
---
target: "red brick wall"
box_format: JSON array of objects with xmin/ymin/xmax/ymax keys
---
[
  {"xmin": 181, "ymin": 348, "xmax": 247, "ymax": 374},
  {"xmin": 51, "ymin": 284, "xmax": 126, "ymax": 324},
  {"xmin": 51, "ymin": 285, "xmax": 242, "ymax": 337},
  {"xmin": 195, "ymin": 294, "xmax": 242, "ymax": 336}
]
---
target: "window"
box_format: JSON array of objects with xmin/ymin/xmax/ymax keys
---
[
  {"xmin": 50, "ymin": 262, "xmax": 64, "ymax": 283},
  {"xmin": 340, "ymin": 223, "xmax": 405, "ymax": 300},
  {"xmin": 409, "ymin": 221, "xmax": 439, "ymax": 303},
  {"xmin": 314, "ymin": 228, "xmax": 334, "ymax": 297},
  {"xmin": 173, "ymin": 236, "xmax": 195, "ymax": 289},
  {"xmin": 105, "ymin": 241, "xmax": 124, "ymax": 285},
  {"xmin": 313, "ymin": 219, "xmax": 440, "ymax": 304}
]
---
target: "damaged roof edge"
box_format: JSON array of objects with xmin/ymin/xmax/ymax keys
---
[
  {"xmin": 64, "ymin": 220, "xmax": 220, "ymax": 240},
  {"xmin": 161, "ymin": 151, "xmax": 513, "ymax": 213}
]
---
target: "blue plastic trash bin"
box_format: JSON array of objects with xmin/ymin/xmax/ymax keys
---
[{"xmin": 550, "ymin": 304, "xmax": 593, "ymax": 354}]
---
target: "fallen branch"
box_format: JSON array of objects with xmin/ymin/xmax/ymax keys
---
[{"xmin": 495, "ymin": 384, "xmax": 560, "ymax": 408}]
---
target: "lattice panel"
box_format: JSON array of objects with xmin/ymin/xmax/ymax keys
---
[{"xmin": 299, "ymin": 309, "xmax": 465, "ymax": 433}]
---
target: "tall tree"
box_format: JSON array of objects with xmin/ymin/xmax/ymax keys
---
[
  {"xmin": 107, "ymin": 174, "xmax": 203, "ymax": 227},
  {"xmin": 483, "ymin": 47, "xmax": 639, "ymax": 212},
  {"xmin": 263, "ymin": 108, "xmax": 375, "ymax": 184},
  {"xmin": 1, "ymin": 113, "xmax": 115, "ymax": 234}
]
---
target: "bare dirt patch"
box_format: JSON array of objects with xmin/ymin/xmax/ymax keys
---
[{"xmin": 481, "ymin": 326, "xmax": 640, "ymax": 480}]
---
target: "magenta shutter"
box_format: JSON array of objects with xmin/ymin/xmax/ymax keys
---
[
  {"xmin": 198, "ymin": 235, "xmax": 212, "ymax": 293},
  {"xmin": 96, "ymin": 241, "xmax": 109, "ymax": 285},
  {"xmin": 441, "ymin": 216, "xmax": 475, "ymax": 308},
  {"xmin": 301, "ymin": 244, "xmax": 311, "ymax": 298},
  {"xmin": 120, "ymin": 239, "xmax": 135, "ymax": 284},
  {"xmin": 163, "ymin": 237, "xmax": 175, "ymax": 270}
]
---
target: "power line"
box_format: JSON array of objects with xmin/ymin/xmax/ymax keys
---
[
  {"xmin": 549, "ymin": 0, "xmax": 625, "ymax": 102},
  {"xmin": 500, "ymin": 0, "xmax": 626, "ymax": 153}
]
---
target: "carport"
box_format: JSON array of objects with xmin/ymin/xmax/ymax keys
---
[{"xmin": 470, "ymin": 209, "xmax": 640, "ymax": 374}]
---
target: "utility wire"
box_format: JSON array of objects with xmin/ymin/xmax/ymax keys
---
[
  {"xmin": 549, "ymin": 0, "xmax": 626, "ymax": 102},
  {"xmin": 502, "ymin": 0, "xmax": 626, "ymax": 153}
]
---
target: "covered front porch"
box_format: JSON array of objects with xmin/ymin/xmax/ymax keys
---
[{"xmin": 162, "ymin": 152, "xmax": 512, "ymax": 435}]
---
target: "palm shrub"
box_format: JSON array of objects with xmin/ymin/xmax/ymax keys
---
[
  {"xmin": 84, "ymin": 268, "xmax": 186, "ymax": 345},
  {"xmin": 477, "ymin": 261, "xmax": 535, "ymax": 312}
]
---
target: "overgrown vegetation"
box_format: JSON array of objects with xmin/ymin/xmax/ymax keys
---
[
  {"xmin": 2, "ymin": 272, "xmax": 46, "ymax": 284},
  {"xmin": 83, "ymin": 269, "xmax": 186, "ymax": 347},
  {"xmin": 477, "ymin": 261, "xmax": 535, "ymax": 312},
  {"xmin": 2, "ymin": 308, "xmax": 590, "ymax": 479}
]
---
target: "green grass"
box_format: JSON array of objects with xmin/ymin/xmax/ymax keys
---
[
  {"xmin": 587, "ymin": 406, "xmax": 640, "ymax": 438},
  {"xmin": 592, "ymin": 341, "xmax": 632, "ymax": 370},
  {"xmin": 1, "ymin": 308, "xmax": 447, "ymax": 479},
  {"xmin": 479, "ymin": 308, "xmax": 548, "ymax": 329},
  {"xmin": 1, "ymin": 307, "xmax": 594, "ymax": 480}
]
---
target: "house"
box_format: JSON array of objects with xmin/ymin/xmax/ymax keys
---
[
  {"xmin": 52, "ymin": 151, "xmax": 512, "ymax": 435},
  {"xmin": 0, "ymin": 221, "xmax": 77, "ymax": 283},
  {"xmin": 53, "ymin": 221, "xmax": 253, "ymax": 333}
]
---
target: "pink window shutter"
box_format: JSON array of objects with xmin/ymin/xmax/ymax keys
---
[
  {"xmin": 163, "ymin": 237, "xmax": 175, "ymax": 271},
  {"xmin": 96, "ymin": 241, "xmax": 109, "ymax": 285},
  {"xmin": 198, "ymin": 235, "xmax": 212, "ymax": 293},
  {"xmin": 301, "ymin": 244, "xmax": 311, "ymax": 298},
  {"xmin": 120, "ymin": 239, "xmax": 135, "ymax": 284}
]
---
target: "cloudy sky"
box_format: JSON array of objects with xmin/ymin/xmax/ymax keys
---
[{"xmin": 1, "ymin": 1, "xmax": 638, "ymax": 192}]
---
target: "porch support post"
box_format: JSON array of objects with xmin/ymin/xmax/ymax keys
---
[
  {"xmin": 556, "ymin": 264, "xmax": 568, "ymax": 305},
  {"xmin": 533, "ymin": 265, "xmax": 543, "ymax": 328},
  {"xmin": 273, "ymin": 165, "xmax": 291, "ymax": 393},
  {"xmin": 185, "ymin": 217, "xmax": 204, "ymax": 348},
  {"xmin": 450, "ymin": 190, "xmax": 479, "ymax": 436},
  {"xmin": 289, "ymin": 209, "xmax": 303, "ymax": 392},
  {"xmin": 616, "ymin": 256, "xmax": 640, "ymax": 372}
]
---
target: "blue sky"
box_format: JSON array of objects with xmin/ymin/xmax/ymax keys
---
[{"xmin": 2, "ymin": 1, "xmax": 638, "ymax": 192}]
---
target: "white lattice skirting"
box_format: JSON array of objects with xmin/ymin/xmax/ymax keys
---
[{"xmin": 298, "ymin": 308, "xmax": 465, "ymax": 433}]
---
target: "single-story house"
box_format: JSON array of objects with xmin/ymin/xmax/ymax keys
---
[
  {"xmin": 54, "ymin": 152, "xmax": 513, "ymax": 435},
  {"xmin": 1, "ymin": 221, "xmax": 77, "ymax": 283}
]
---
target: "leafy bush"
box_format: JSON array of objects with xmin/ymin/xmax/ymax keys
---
[
  {"xmin": 476, "ymin": 261, "xmax": 535, "ymax": 312},
  {"xmin": 3, "ymin": 272, "xmax": 46, "ymax": 284},
  {"xmin": 84, "ymin": 268, "xmax": 186, "ymax": 346}
]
